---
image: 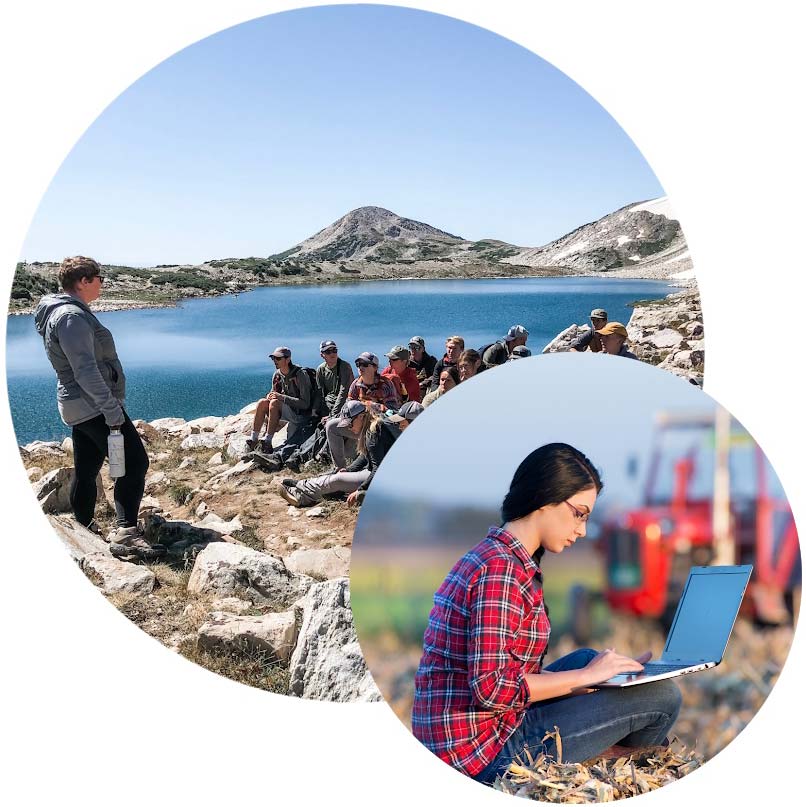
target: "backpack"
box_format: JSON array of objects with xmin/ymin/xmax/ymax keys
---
[
  {"xmin": 288, "ymin": 365, "xmax": 323, "ymax": 416},
  {"xmin": 478, "ymin": 340, "xmax": 506, "ymax": 366}
]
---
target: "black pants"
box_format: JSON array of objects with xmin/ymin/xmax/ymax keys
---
[{"xmin": 70, "ymin": 412, "xmax": 149, "ymax": 528}]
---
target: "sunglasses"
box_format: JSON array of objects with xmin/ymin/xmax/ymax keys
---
[
  {"xmin": 271, "ymin": 356, "xmax": 287, "ymax": 363},
  {"xmin": 564, "ymin": 500, "xmax": 590, "ymax": 522},
  {"xmin": 322, "ymin": 348, "xmax": 338, "ymax": 355},
  {"xmin": 356, "ymin": 361, "xmax": 372, "ymax": 369}
]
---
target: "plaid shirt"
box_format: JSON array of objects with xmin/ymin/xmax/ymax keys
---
[
  {"xmin": 411, "ymin": 526, "xmax": 551, "ymax": 778},
  {"xmin": 347, "ymin": 375, "xmax": 400, "ymax": 411}
]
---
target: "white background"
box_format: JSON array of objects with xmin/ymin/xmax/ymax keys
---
[{"xmin": 1, "ymin": 2, "xmax": 804, "ymax": 804}]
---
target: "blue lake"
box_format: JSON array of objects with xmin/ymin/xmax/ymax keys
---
[{"xmin": 6, "ymin": 277, "xmax": 678, "ymax": 443}]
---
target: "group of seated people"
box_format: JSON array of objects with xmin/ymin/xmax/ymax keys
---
[{"xmin": 249, "ymin": 313, "xmax": 636, "ymax": 507}]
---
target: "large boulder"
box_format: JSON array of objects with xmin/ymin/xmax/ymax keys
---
[
  {"xmin": 143, "ymin": 514, "xmax": 224, "ymax": 554},
  {"xmin": 188, "ymin": 542, "xmax": 313, "ymax": 607},
  {"xmin": 197, "ymin": 609, "xmax": 298, "ymax": 662},
  {"xmin": 22, "ymin": 440, "xmax": 64, "ymax": 458},
  {"xmin": 285, "ymin": 547, "xmax": 350, "ymax": 580},
  {"xmin": 47, "ymin": 514, "xmax": 111, "ymax": 562},
  {"xmin": 288, "ymin": 578, "xmax": 381, "ymax": 702},
  {"xmin": 80, "ymin": 553, "xmax": 156, "ymax": 596},
  {"xmin": 148, "ymin": 417, "xmax": 187, "ymax": 436},
  {"xmin": 181, "ymin": 432, "xmax": 226, "ymax": 450},
  {"xmin": 541, "ymin": 323, "xmax": 588, "ymax": 353},
  {"xmin": 33, "ymin": 468, "xmax": 110, "ymax": 515},
  {"xmin": 214, "ymin": 412, "xmax": 253, "ymax": 437},
  {"xmin": 132, "ymin": 419, "xmax": 160, "ymax": 444},
  {"xmin": 186, "ymin": 416, "xmax": 224, "ymax": 434}
]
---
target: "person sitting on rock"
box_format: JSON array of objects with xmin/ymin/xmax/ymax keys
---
[
  {"xmin": 315, "ymin": 339, "xmax": 354, "ymax": 423},
  {"xmin": 570, "ymin": 308, "xmax": 608, "ymax": 353},
  {"xmin": 596, "ymin": 322, "xmax": 638, "ymax": 360},
  {"xmin": 507, "ymin": 345, "xmax": 532, "ymax": 361},
  {"xmin": 247, "ymin": 346, "xmax": 313, "ymax": 452},
  {"xmin": 429, "ymin": 335, "xmax": 464, "ymax": 392},
  {"xmin": 325, "ymin": 351, "xmax": 400, "ymax": 470},
  {"xmin": 458, "ymin": 348, "xmax": 484, "ymax": 382},
  {"xmin": 277, "ymin": 400, "xmax": 424, "ymax": 508},
  {"xmin": 423, "ymin": 366, "xmax": 460, "ymax": 408},
  {"xmin": 482, "ymin": 324, "xmax": 529, "ymax": 368},
  {"xmin": 381, "ymin": 345, "xmax": 421, "ymax": 404},
  {"xmin": 408, "ymin": 336, "xmax": 437, "ymax": 399}
]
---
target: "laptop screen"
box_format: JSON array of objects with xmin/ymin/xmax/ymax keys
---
[{"xmin": 664, "ymin": 567, "xmax": 751, "ymax": 662}]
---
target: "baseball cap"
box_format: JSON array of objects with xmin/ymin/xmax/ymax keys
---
[
  {"xmin": 596, "ymin": 322, "xmax": 628, "ymax": 338},
  {"xmin": 319, "ymin": 339, "xmax": 338, "ymax": 352},
  {"xmin": 590, "ymin": 308, "xmax": 608, "ymax": 320},
  {"xmin": 337, "ymin": 399, "xmax": 367, "ymax": 426},
  {"xmin": 355, "ymin": 351, "xmax": 379, "ymax": 367},
  {"xmin": 385, "ymin": 345, "xmax": 411, "ymax": 361},
  {"xmin": 510, "ymin": 345, "xmax": 532, "ymax": 359},
  {"xmin": 505, "ymin": 324, "xmax": 529, "ymax": 341},
  {"xmin": 408, "ymin": 336, "xmax": 425, "ymax": 348},
  {"xmin": 269, "ymin": 346, "xmax": 291, "ymax": 359},
  {"xmin": 386, "ymin": 401, "xmax": 425, "ymax": 423}
]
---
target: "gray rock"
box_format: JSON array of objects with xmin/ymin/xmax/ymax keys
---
[
  {"xmin": 285, "ymin": 547, "xmax": 350, "ymax": 580},
  {"xmin": 145, "ymin": 470, "xmax": 167, "ymax": 490},
  {"xmin": 207, "ymin": 452, "xmax": 224, "ymax": 466},
  {"xmin": 208, "ymin": 459, "xmax": 256, "ymax": 487},
  {"xmin": 22, "ymin": 440, "xmax": 64, "ymax": 457},
  {"xmin": 214, "ymin": 413, "xmax": 253, "ymax": 437},
  {"xmin": 224, "ymin": 433, "xmax": 251, "ymax": 461},
  {"xmin": 138, "ymin": 495, "xmax": 162, "ymax": 515},
  {"xmin": 178, "ymin": 457, "xmax": 196, "ymax": 470},
  {"xmin": 197, "ymin": 610, "xmax": 298, "ymax": 663},
  {"xmin": 186, "ymin": 416, "xmax": 223, "ymax": 434},
  {"xmin": 33, "ymin": 468, "xmax": 73, "ymax": 513},
  {"xmin": 193, "ymin": 512, "xmax": 244, "ymax": 536},
  {"xmin": 47, "ymin": 514, "xmax": 111, "ymax": 562},
  {"xmin": 143, "ymin": 514, "xmax": 223, "ymax": 548},
  {"xmin": 195, "ymin": 502, "xmax": 210, "ymax": 518},
  {"xmin": 288, "ymin": 577, "xmax": 381, "ymax": 702},
  {"xmin": 61, "ymin": 437, "xmax": 74, "ymax": 454},
  {"xmin": 210, "ymin": 596, "xmax": 253, "ymax": 614},
  {"xmin": 188, "ymin": 542, "xmax": 313, "ymax": 607},
  {"xmin": 148, "ymin": 417, "xmax": 186, "ymax": 435},
  {"xmin": 81, "ymin": 553, "xmax": 156, "ymax": 595},
  {"xmin": 27, "ymin": 466, "xmax": 44, "ymax": 482},
  {"xmin": 181, "ymin": 432, "xmax": 226, "ymax": 450},
  {"xmin": 645, "ymin": 328, "xmax": 685, "ymax": 350},
  {"xmin": 306, "ymin": 506, "xmax": 326, "ymax": 519}
]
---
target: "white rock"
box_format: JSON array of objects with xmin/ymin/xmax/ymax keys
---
[
  {"xmin": 61, "ymin": 437, "xmax": 74, "ymax": 453},
  {"xmin": 186, "ymin": 416, "xmax": 223, "ymax": 434},
  {"xmin": 193, "ymin": 512, "xmax": 244, "ymax": 535},
  {"xmin": 138, "ymin": 495, "xmax": 162, "ymax": 515},
  {"xmin": 47, "ymin": 514, "xmax": 111, "ymax": 562},
  {"xmin": 285, "ymin": 547, "xmax": 350, "ymax": 579},
  {"xmin": 288, "ymin": 578, "xmax": 381, "ymax": 702},
  {"xmin": 188, "ymin": 542, "xmax": 314, "ymax": 606},
  {"xmin": 149, "ymin": 417, "xmax": 186, "ymax": 435},
  {"xmin": 286, "ymin": 536, "xmax": 304, "ymax": 548},
  {"xmin": 181, "ymin": 433, "xmax": 226, "ymax": 450},
  {"xmin": 27, "ymin": 466, "xmax": 44, "ymax": 482},
  {"xmin": 208, "ymin": 459, "xmax": 256, "ymax": 487},
  {"xmin": 646, "ymin": 328, "xmax": 685, "ymax": 350},
  {"xmin": 224, "ymin": 433, "xmax": 251, "ymax": 461},
  {"xmin": 145, "ymin": 470, "xmax": 167, "ymax": 490},
  {"xmin": 81, "ymin": 553, "xmax": 156, "ymax": 595},
  {"xmin": 195, "ymin": 502, "xmax": 210, "ymax": 518},
  {"xmin": 287, "ymin": 506, "xmax": 302, "ymax": 517},
  {"xmin": 153, "ymin": 451, "xmax": 171, "ymax": 462},
  {"xmin": 210, "ymin": 596, "xmax": 253, "ymax": 614},
  {"xmin": 22, "ymin": 440, "xmax": 64, "ymax": 457},
  {"xmin": 305, "ymin": 506, "xmax": 326, "ymax": 519},
  {"xmin": 33, "ymin": 467, "xmax": 74, "ymax": 513},
  {"xmin": 239, "ymin": 401, "xmax": 260, "ymax": 415},
  {"xmin": 178, "ymin": 457, "xmax": 196, "ymax": 470},
  {"xmin": 207, "ymin": 452, "xmax": 224, "ymax": 466},
  {"xmin": 197, "ymin": 610, "xmax": 298, "ymax": 663},
  {"xmin": 214, "ymin": 413, "xmax": 253, "ymax": 437}
]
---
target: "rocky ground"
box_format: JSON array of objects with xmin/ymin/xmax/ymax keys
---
[
  {"xmin": 542, "ymin": 284, "xmax": 704, "ymax": 385},
  {"xmin": 22, "ymin": 405, "xmax": 378, "ymax": 702}
]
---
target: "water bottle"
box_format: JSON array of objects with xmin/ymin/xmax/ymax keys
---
[{"xmin": 108, "ymin": 428, "xmax": 126, "ymax": 478}]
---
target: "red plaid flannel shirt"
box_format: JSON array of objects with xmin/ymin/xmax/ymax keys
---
[{"xmin": 411, "ymin": 526, "xmax": 551, "ymax": 778}]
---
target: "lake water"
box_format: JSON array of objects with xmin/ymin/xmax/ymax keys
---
[{"xmin": 6, "ymin": 277, "xmax": 678, "ymax": 443}]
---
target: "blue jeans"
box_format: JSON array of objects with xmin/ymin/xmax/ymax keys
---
[{"xmin": 472, "ymin": 649, "xmax": 682, "ymax": 784}]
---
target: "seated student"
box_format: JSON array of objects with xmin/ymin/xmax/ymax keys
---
[
  {"xmin": 596, "ymin": 322, "xmax": 638, "ymax": 360},
  {"xmin": 458, "ymin": 348, "xmax": 483, "ymax": 382},
  {"xmin": 326, "ymin": 351, "xmax": 400, "ymax": 469},
  {"xmin": 277, "ymin": 401, "xmax": 424, "ymax": 507},
  {"xmin": 429, "ymin": 336, "xmax": 464, "ymax": 392},
  {"xmin": 423, "ymin": 366, "xmax": 460, "ymax": 408},
  {"xmin": 316, "ymin": 339, "xmax": 355, "ymax": 422},
  {"xmin": 408, "ymin": 336, "xmax": 437, "ymax": 398},
  {"xmin": 507, "ymin": 345, "xmax": 532, "ymax": 361},
  {"xmin": 381, "ymin": 345, "xmax": 422, "ymax": 403},
  {"xmin": 570, "ymin": 308, "xmax": 608, "ymax": 353},
  {"xmin": 482, "ymin": 324, "xmax": 529, "ymax": 368},
  {"xmin": 248, "ymin": 346, "xmax": 312, "ymax": 452}
]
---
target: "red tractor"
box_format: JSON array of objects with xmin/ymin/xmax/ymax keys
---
[{"xmin": 570, "ymin": 410, "xmax": 801, "ymax": 642}]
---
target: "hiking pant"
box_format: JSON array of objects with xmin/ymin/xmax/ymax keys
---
[
  {"xmin": 325, "ymin": 418, "xmax": 357, "ymax": 469},
  {"xmin": 294, "ymin": 469, "xmax": 371, "ymax": 504},
  {"xmin": 71, "ymin": 412, "xmax": 149, "ymax": 528},
  {"xmin": 472, "ymin": 648, "xmax": 682, "ymax": 784}
]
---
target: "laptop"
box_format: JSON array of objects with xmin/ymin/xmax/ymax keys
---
[{"xmin": 596, "ymin": 564, "xmax": 753, "ymax": 688}]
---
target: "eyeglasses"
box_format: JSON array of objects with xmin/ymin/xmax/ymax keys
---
[
  {"xmin": 86, "ymin": 274, "xmax": 104, "ymax": 284},
  {"xmin": 564, "ymin": 501, "xmax": 590, "ymax": 522},
  {"xmin": 322, "ymin": 348, "xmax": 338, "ymax": 355}
]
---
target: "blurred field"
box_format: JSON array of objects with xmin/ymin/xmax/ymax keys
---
[{"xmin": 364, "ymin": 617, "xmax": 794, "ymax": 766}]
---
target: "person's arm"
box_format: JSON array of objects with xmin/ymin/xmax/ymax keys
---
[
  {"xmin": 570, "ymin": 329, "xmax": 594, "ymax": 352},
  {"xmin": 331, "ymin": 360, "xmax": 354, "ymax": 416},
  {"xmin": 357, "ymin": 424, "xmax": 397, "ymax": 491},
  {"xmin": 57, "ymin": 314, "xmax": 124, "ymax": 426},
  {"xmin": 524, "ymin": 649, "xmax": 646, "ymax": 701},
  {"xmin": 381, "ymin": 377, "xmax": 401, "ymax": 411},
  {"xmin": 347, "ymin": 379, "xmax": 360, "ymax": 401},
  {"xmin": 466, "ymin": 560, "xmax": 532, "ymax": 712},
  {"xmin": 283, "ymin": 368, "xmax": 311, "ymax": 411}
]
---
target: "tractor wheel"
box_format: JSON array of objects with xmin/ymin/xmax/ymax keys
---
[{"xmin": 569, "ymin": 584, "xmax": 593, "ymax": 645}]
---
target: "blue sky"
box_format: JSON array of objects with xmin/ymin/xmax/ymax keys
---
[{"xmin": 21, "ymin": 5, "xmax": 664, "ymax": 266}]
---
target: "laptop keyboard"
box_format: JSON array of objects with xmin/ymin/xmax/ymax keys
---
[{"xmin": 642, "ymin": 663, "xmax": 692, "ymax": 674}]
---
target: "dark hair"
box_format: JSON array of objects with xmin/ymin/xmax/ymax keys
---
[
  {"xmin": 501, "ymin": 444, "xmax": 603, "ymax": 560},
  {"xmin": 59, "ymin": 256, "xmax": 101, "ymax": 291},
  {"xmin": 441, "ymin": 366, "xmax": 460, "ymax": 385}
]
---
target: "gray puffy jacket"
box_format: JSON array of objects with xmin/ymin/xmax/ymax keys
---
[{"xmin": 34, "ymin": 293, "xmax": 126, "ymax": 427}]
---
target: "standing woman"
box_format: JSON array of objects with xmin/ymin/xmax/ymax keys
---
[
  {"xmin": 412, "ymin": 443, "xmax": 681, "ymax": 783},
  {"xmin": 34, "ymin": 256, "xmax": 160, "ymax": 560}
]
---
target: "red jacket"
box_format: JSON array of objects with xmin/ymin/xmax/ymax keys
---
[{"xmin": 381, "ymin": 365, "xmax": 421, "ymax": 403}]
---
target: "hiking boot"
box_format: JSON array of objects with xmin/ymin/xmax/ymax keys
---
[
  {"xmin": 260, "ymin": 438, "xmax": 274, "ymax": 454},
  {"xmin": 108, "ymin": 526, "xmax": 167, "ymax": 562},
  {"xmin": 276, "ymin": 480, "xmax": 316, "ymax": 507},
  {"xmin": 284, "ymin": 452, "xmax": 301, "ymax": 473},
  {"xmin": 245, "ymin": 438, "xmax": 259, "ymax": 452}
]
